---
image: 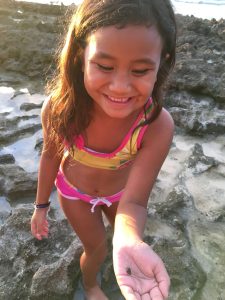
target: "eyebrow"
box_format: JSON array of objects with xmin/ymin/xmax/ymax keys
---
[{"xmin": 93, "ymin": 51, "xmax": 156, "ymax": 66}]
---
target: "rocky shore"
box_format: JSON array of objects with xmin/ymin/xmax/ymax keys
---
[{"xmin": 0, "ymin": 1, "xmax": 225, "ymax": 299}]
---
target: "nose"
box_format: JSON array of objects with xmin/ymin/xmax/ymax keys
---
[{"xmin": 108, "ymin": 71, "xmax": 132, "ymax": 94}]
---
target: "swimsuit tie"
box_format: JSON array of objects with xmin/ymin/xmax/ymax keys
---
[{"xmin": 90, "ymin": 197, "xmax": 112, "ymax": 213}]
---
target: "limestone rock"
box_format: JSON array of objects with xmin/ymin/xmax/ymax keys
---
[
  {"xmin": 0, "ymin": 197, "xmax": 12, "ymax": 225},
  {"xmin": 0, "ymin": 204, "xmax": 81, "ymax": 300}
]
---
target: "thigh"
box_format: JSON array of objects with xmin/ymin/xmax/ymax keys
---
[
  {"xmin": 101, "ymin": 201, "xmax": 119, "ymax": 228},
  {"xmin": 58, "ymin": 194, "xmax": 107, "ymax": 253}
]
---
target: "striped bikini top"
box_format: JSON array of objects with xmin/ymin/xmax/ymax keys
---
[{"xmin": 67, "ymin": 98, "xmax": 154, "ymax": 170}]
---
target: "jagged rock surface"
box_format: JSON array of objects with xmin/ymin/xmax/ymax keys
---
[{"xmin": 0, "ymin": 1, "xmax": 225, "ymax": 299}]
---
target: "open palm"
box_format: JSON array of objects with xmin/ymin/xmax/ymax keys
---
[{"xmin": 113, "ymin": 241, "xmax": 170, "ymax": 300}]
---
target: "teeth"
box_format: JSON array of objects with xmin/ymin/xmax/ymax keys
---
[{"xmin": 108, "ymin": 96, "xmax": 130, "ymax": 103}]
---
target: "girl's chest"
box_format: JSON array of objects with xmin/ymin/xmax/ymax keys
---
[{"xmin": 83, "ymin": 113, "xmax": 139, "ymax": 153}]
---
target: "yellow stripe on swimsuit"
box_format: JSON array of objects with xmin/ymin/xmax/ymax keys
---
[{"xmin": 68, "ymin": 98, "xmax": 154, "ymax": 170}]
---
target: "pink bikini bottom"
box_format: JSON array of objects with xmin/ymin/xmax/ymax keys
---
[{"xmin": 55, "ymin": 167, "xmax": 123, "ymax": 213}]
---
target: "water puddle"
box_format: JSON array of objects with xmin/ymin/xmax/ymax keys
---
[{"xmin": 0, "ymin": 86, "xmax": 44, "ymax": 172}]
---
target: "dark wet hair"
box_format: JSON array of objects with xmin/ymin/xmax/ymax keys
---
[{"xmin": 48, "ymin": 0, "xmax": 176, "ymax": 151}]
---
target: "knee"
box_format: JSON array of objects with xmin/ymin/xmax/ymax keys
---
[{"xmin": 84, "ymin": 240, "xmax": 108, "ymax": 263}]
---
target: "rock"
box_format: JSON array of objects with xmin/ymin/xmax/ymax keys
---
[
  {"xmin": 144, "ymin": 221, "xmax": 206, "ymax": 300},
  {"xmin": 0, "ymin": 204, "xmax": 81, "ymax": 300},
  {"xmin": 0, "ymin": 196, "xmax": 12, "ymax": 225},
  {"xmin": 0, "ymin": 164, "xmax": 37, "ymax": 198},
  {"xmin": 34, "ymin": 137, "xmax": 43, "ymax": 155},
  {"xmin": 20, "ymin": 102, "xmax": 43, "ymax": 111},
  {"xmin": 30, "ymin": 240, "xmax": 82, "ymax": 300},
  {"xmin": 170, "ymin": 15, "xmax": 225, "ymax": 103},
  {"xmin": 186, "ymin": 170, "xmax": 225, "ymax": 221},
  {"xmin": 0, "ymin": 123, "xmax": 42, "ymax": 146},
  {"xmin": 187, "ymin": 143, "xmax": 218, "ymax": 174},
  {"xmin": 0, "ymin": 153, "xmax": 15, "ymax": 164},
  {"xmin": 0, "ymin": 0, "xmax": 68, "ymax": 89},
  {"xmin": 0, "ymin": 1, "xmax": 225, "ymax": 300},
  {"xmin": 0, "ymin": 89, "xmax": 43, "ymax": 147},
  {"xmin": 155, "ymin": 185, "xmax": 193, "ymax": 214},
  {"xmin": 167, "ymin": 91, "xmax": 225, "ymax": 135},
  {"xmin": 187, "ymin": 219, "xmax": 225, "ymax": 299}
]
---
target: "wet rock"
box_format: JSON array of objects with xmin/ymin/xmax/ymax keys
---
[
  {"xmin": 186, "ymin": 170, "xmax": 225, "ymax": 221},
  {"xmin": 152, "ymin": 185, "xmax": 194, "ymax": 233},
  {"xmin": 0, "ymin": 197, "xmax": 12, "ymax": 225},
  {"xmin": 30, "ymin": 240, "xmax": 82, "ymax": 300},
  {"xmin": 0, "ymin": 2, "xmax": 225, "ymax": 300},
  {"xmin": 0, "ymin": 0, "xmax": 68, "ymax": 89},
  {"xmin": 20, "ymin": 102, "xmax": 43, "ymax": 111},
  {"xmin": 167, "ymin": 91, "xmax": 225, "ymax": 135},
  {"xmin": 0, "ymin": 164, "xmax": 37, "ymax": 198},
  {"xmin": 0, "ymin": 204, "xmax": 81, "ymax": 300},
  {"xmin": 187, "ymin": 143, "xmax": 218, "ymax": 174},
  {"xmin": 144, "ymin": 220, "xmax": 206, "ymax": 300},
  {"xmin": 155, "ymin": 185, "xmax": 193, "ymax": 214},
  {"xmin": 0, "ymin": 153, "xmax": 15, "ymax": 164},
  {"xmin": 34, "ymin": 137, "xmax": 43, "ymax": 155},
  {"xmin": 0, "ymin": 89, "xmax": 43, "ymax": 146},
  {"xmin": 187, "ymin": 220, "xmax": 225, "ymax": 299},
  {"xmin": 171, "ymin": 15, "xmax": 225, "ymax": 104},
  {"xmin": 0, "ymin": 122, "xmax": 42, "ymax": 146},
  {"xmin": 0, "ymin": 2, "xmax": 225, "ymax": 108}
]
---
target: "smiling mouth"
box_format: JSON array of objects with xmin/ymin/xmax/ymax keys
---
[{"xmin": 106, "ymin": 95, "xmax": 131, "ymax": 103}]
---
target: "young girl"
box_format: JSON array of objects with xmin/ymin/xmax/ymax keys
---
[{"xmin": 31, "ymin": 0, "xmax": 176, "ymax": 299}]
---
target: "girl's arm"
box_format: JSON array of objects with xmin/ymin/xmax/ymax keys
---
[
  {"xmin": 35, "ymin": 99, "xmax": 62, "ymax": 205},
  {"xmin": 113, "ymin": 108, "xmax": 174, "ymax": 244},
  {"xmin": 31, "ymin": 98, "xmax": 62, "ymax": 240},
  {"xmin": 113, "ymin": 108, "xmax": 174, "ymax": 299}
]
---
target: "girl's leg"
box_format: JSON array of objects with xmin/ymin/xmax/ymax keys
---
[
  {"xmin": 58, "ymin": 195, "xmax": 108, "ymax": 299},
  {"xmin": 102, "ymin": 201, "xmax": 119, "ymax": 228}
]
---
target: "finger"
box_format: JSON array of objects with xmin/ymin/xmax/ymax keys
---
[
  {"xmin": 31, "ymin": 221, "xmax": 42, "ymax": 240},
  {"xmin": 31, "ymin": 221, "xmax": 37, "ymax": 237},
  {"xmin": 150, "ymin": 287, "xmax": 163, "ymax": 300},
  {"xmin": 134, "ymin": 291, "xmax": 141, "ymax": 300},
  {"xmin": 36, "ymin": 224, "xmax": 48, "ymax": 240},
  {"xmin": 36, "ymin": 226, "xmax": 43, "ymax": 239},
  {"xmin": 41, "ymin": 230, "xmax": 49, "ymax": 238},
  {"xmin": 120, "ymin": 286, "xmax": 138, "ymax": 300},
  {"xmin": 158, "ymin": 275, "xmax": 170, "ymax": 299},
  {"xmin": 36, "ymin": 234, "xmax": 43, "ymax": 240},
  {"xmin": 39, "ymin": 227, "xmax": 49, "ymax": 238},
  {"xmin": 154, "ymin": 262, "xmax": 170, "ymax": 298},
  {"xmin": 141, "ymin": 293, "xmax": 151, "ymax": 300},
  {"xmin": 42, "ymin": 226, "xmax": 49, "ymax": 233}
]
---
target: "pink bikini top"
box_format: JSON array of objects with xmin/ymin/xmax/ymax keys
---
[{"xmin": 67, "ymin": 98, "xmax": 154, "ymax": 170}]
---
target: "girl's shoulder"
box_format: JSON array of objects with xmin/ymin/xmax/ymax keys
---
[
  {"xmin": 41, "ymin": 95, "xmax": 53, "ymax": 128},
  {"xmin": 142, "ymin": 108, "xmax": 174, "ymax": 147},
  {"xmin": 41, "ymin": 95, "xmax": 52, "ymax": 115}
]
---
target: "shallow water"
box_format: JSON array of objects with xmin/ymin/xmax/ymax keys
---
[
  {"xmin": 172, "ymin": 0, "xmax": 225, "ymax": 19},
  {"xmin": 0, "ymin": 86, "xmax": 43, "ymax": 173}
]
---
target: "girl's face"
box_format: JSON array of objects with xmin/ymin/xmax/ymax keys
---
[{"xmin": 83, "ymin": 25, "xmax": 163, "ymax": 119}]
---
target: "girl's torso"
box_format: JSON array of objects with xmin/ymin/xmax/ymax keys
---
[{"xmin": 62, "ymin": 98, "xmax": 154, "ymax": 197}]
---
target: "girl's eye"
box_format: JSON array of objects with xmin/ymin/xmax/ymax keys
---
[
  {"xmin": 132, "ymin": 69, "xmax": 150, "ymax": 75},
  {"xmin": 97, "ymin": 64, "xmax": 113, "ymax": 71}
]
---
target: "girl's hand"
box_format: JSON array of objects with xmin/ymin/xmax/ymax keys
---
[
  {"xmin": 113, "ymin": 240, "xmax": 170, "ymax": 300},
  {"xmin": 31, "ymin": 208, "xmax": 49, "ymax": 240}
]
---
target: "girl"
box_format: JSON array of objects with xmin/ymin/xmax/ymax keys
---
[{"xmin": 31, "ymin": 0, "xmax": 176, "ymax": 299}]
